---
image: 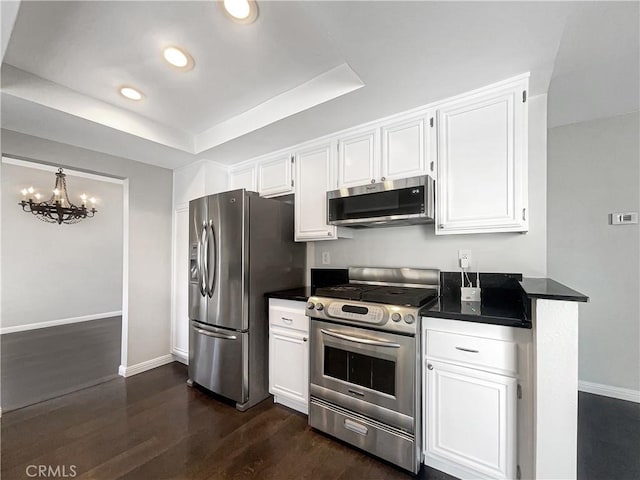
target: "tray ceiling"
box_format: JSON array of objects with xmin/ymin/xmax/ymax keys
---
[{"xmin": 1, "ymin": 1, "xmax": 637, "ymax": 169}]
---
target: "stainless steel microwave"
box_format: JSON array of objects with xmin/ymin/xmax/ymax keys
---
[{"xmin": 327, "ymin": 175, "xmax": 435, "ymax": 228}]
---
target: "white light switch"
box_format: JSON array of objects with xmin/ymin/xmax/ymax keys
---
[{"xmin": 610, "ymin": 212, "xmax": 638, "ymax": 225}]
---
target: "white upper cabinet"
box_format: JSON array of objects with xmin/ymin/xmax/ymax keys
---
[
  {"xmin": 257, "ymin": 153, "xmax": 293, "ymax": 197},
  {"xmin": 294, "ymin": 141, "xmax": 338, "ymax": 241},
  {"xmin": 337, "ymin": 129, "xmax": 379, "ymax": 188},
  {"xmin": 436, "ymin": 77, "xmax": 528, "ymax": 235},
  {"xmin": 381, "ymin": 112, "xmax": 435, "ymax": 181},
  {"xmin": 228, "ymin": 164, "xmax": 257, "ymax": 192}
]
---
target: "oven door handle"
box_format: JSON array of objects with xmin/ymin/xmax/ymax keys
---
[{"xmin": 320, "ymin": 329, "xmax": 401, "ymax": 348}]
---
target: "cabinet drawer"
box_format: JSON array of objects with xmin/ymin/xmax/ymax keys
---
[
  {"xmin": 426, "ymin": 330, "xmax": 517, "ymax": 376},
  {"xmin": 269, "ymin": 304, "xmax": 309, "ymax": 333}
]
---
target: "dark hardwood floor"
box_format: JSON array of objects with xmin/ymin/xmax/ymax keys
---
[
  {"xmin": 2, "ymin": 362, "xmax": 638, "ymax": 479},
  {"xmin": 578, "ymin": 391, "xmax": 640, "ymax": 480}
]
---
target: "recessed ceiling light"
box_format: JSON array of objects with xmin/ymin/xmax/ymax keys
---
[
  {"xmin": 119, "ymin": 86, "xmax": 143, "ymax": 101},
  {"xmin": 163, "ymin": 46, "xmax": 195, "ymax": 71},
  {"xmin": 221, "ymin": 0, "xmax": 258, "ymax": 24}
]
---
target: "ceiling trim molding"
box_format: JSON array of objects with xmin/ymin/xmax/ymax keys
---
[
  {"xmin": 193, "ymin": 63, "xmax": 364, "ymax": 154},
  {"xmin": 1, "ymin": 65, "xmax": 194, "ymax": 152},
  {"xmin": 2, "ymin": 155, "xmax": 126, "ymax": 184}
]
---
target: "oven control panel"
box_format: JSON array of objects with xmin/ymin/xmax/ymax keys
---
[
  {"xmin": 306, "ymin": 296, "xmax": 420, "ymax": 334},
  {"xmin": 326, "ymin": 302, "xmax": 385, "ymax": 324}
]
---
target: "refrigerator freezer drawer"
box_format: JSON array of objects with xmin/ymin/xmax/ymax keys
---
[{"xmin": 190, "ymin": 322, "xmax": 248, "ymax": 404}]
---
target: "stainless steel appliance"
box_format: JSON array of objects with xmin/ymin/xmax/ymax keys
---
[
  {"xmin": 188, "ymin": 189, "xmax": 305, "ymax": 411},
  {"xmin": 327, "ymin": 175, "xmax": 435, "ymax": 228},
  {"xmin": 306, "ymin": 267, "xmax": 440, "ymax": 473}
]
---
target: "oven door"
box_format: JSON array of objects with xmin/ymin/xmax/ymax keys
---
[{"xmin": 310, "ymin": 319, "xmax": 416, "ymax": 432}]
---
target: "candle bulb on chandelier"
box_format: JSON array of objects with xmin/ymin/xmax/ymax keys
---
[
  {"xmin": 21, "ymin": 188, "xmax": 28, "ymax": 198},
  {"xmin": 34, "ymin": 193, "xmax": 42, "ymax": 201},
  {"xmin": 80, "ymin": 193, "xmax": 87, "ymax": 205},
  {"xmin": 27, "ymin": 186, "xmax": 34, "ymax": 195}
]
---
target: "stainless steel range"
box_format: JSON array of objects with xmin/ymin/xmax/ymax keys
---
[{"xmin": 306, "ymin": 267, "xmax": 440, "ymax": 473}]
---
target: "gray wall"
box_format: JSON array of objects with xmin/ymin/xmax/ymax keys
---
[
  {"xmin": 548, "ymin": 111, "xmax": 640, "ymax": 392},
  {"xmin": 1, "ymin": 163, "xmax": 123, "ymax": 328},
  {"xmin": 1, "ymin": 129, "xmax": 173, "ymax": 367},
  {"xmin": 311, "ymin": 94, "xmax": 548, "ymax": 277}
]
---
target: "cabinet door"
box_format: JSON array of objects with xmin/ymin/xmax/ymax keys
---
[
  {"xmin": 337, "ymin": 129, "xmax": 378, "ymax": 188},
  {"xmin": 425, "ymin": 361, "xmax": 517, "ymax": 479},
  {"xmin": 269, "ymin": 327, "xmax": 309, "ymax": 405},
  {"xmin": 381, "ymin": 115, "xmax": 429, "ymax": 181},
  {"xmin": 229, "ymin": 164, "xmax": 257, "ymax": 192},
  {"xmin": 171, "ymin": 207, "xmax": 190, "ymax": 362},
  {"xmin": 258, "ymin": 154, "xmax": 293, "ymax": 197},
  {"xmin": 294, "ymin": 142, "xmax": 337, "ymax": 241},
  {"xmin": 436, "ymin": 82, "xmax": 528, "ymax": 234}
]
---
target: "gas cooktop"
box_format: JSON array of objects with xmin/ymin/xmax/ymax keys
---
[{"xmin": 315, "ymin": 283, "xmax": 438, "ymax": 308}]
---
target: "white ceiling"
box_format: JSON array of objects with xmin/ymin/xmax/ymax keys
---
[
  {"xmin": 1, "ymin": 1, "xmax": 638, "ymax": 169},
  {"xmin": 547, "ymin": 1, "xmax": 640, "ymax": 128}
]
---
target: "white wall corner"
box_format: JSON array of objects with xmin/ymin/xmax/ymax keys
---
[{"xmin": 533, "ymin": 299, "xmax": 580, "ymax": 480}]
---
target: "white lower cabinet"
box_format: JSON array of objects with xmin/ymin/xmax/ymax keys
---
[
  {"xmin": 268, "ymin": 299, "xmax": 309, "ymax": 414},
  {"xmin": 423, "ymin": 319, "xmax": 529, "ymax": 480},
  {"xmin": 425, "ymin": 361, "xmax": 517, "ymax": 479}
]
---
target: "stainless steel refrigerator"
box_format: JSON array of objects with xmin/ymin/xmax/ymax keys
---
[{"xmin": 187, "ymin": 189, "xmax": 305, "ymax": 411}]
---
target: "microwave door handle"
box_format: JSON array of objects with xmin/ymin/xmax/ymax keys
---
[
  {"xmin": 201, "ymin": 222, "xmax": 208, "ymax": 296},
  {"xmin": 320, "ymin": 329, "xmax": 401, "ymax": 348},
  {"xmin": 207, "ymin": 220, "xmax": 216, "ymax": 298}
]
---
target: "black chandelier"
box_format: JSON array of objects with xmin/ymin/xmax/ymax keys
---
[{"xmin": 19, "ymin": 168, "xmax": 97, "ymax": 225}]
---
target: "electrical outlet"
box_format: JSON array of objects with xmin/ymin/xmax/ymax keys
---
[
  {"xmin": 458, "ymin": 249, "xmax": 471, "ymax": 269},
  {"xmin": 321, "ymin": 252, "xmax": 331, "ymax": 265}
]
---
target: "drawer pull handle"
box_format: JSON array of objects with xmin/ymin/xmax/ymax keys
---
[
  {"xmin": 303, "ymin": 337, "xmax": 308, "ymax": 342},
  {"xmin": 281, "ymin": 317, "xmax": 293, "ymax": 324},
  {"xmin": 344, "ymin": 419, "xmax": 368, "ymax": 436},
  {"xmin": 456, "ymin": 346, "xmax": 479, "ymax": 353},
  {"xmin": 348, "ymin": 389, "xmax": 365, "ymax": 397}
]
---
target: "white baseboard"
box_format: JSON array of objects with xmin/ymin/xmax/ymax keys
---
[
  {"xmin": 274, "ymin": 395, "xmax": 308, "ymax": 415},
  {"xmin": 579, "ymin": 380, "xmax": 640, "ymax": 403},
  {"xmin": 172, "ymin": 348, "xmax": 188, "ymax": 365},
  {"xmin": 1, "ymin": 311, "xmax": 123, "ymax": 335},
  {"xmin": 118, "ymin": 354, "xmax": 174, "ymax": 378}
]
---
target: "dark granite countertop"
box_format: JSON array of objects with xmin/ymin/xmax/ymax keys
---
[
  {"xmin": 422, "ymin": 273, "xmax": 531, "ymax": 329},
  {"xmin": 265, "ymin": 287, "xmax": 313, "ymax": 302},
  {"xmin": 519, "ymin": 278, "xmax": 589, "ymax": 302},
  {"xmin": 265, "ymin": 274, "xmax": 588, "ymax": 328}
]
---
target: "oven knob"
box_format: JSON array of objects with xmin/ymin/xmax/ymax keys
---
[
  {"xmin": 405, "ymin": 314, "xmax": 415, "ymax": 324},
  {"xmin": 306, "ymin": 302, "xmax": 315, "ymax": 310},
  {"xmin": 391, "ymin": 313, "xmax": 401, "ymax": 322},
  {"xmin": 315, "ymin": 303, "xmax": 324, "ymax": 311}
]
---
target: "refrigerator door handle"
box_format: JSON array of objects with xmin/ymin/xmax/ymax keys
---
[
  {"xmin": 201, "ymin": 221, "xmax": 209, "ymax": 297},
  {"xmin": 207, "ymin": 220, "xmax": 217, "ymax": 298},
  {"xmin": 193, "ymin": 327, "xmax": 237, "ymax": 341}
]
